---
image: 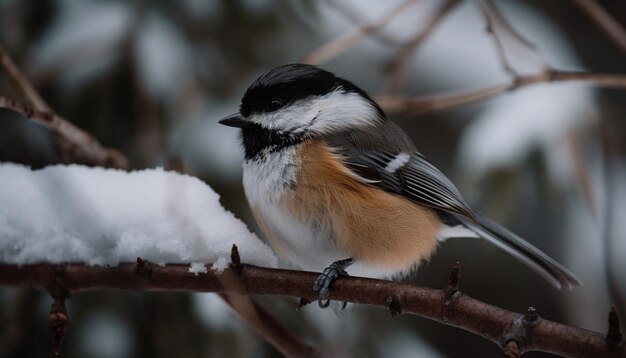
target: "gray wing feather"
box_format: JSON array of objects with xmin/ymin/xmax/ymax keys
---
[
  {"xmin": 327, "ymin": 121, "xmax": 474, "ymax": 220},
  {"xmin": 325, "ymin": 121, "xmax": 581, "ymax": 289}
]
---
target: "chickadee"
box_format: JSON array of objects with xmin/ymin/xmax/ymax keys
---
[{"xmin": 220, "ymin": 64, "xmax": 580, "ymax": 307}]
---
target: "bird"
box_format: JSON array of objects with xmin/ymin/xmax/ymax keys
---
[{"xmin": 219, "ymin": 63, "xmax": 581, "ymax": 308}]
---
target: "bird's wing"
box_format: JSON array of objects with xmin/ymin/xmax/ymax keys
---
[
  {"xmin": 326, "ymin": 121, "xmax": 581, "ymax": 289},
  {"xmin": 346, "ymin": 149, "xmax": 476, "ymax": 221},
  {"xmin": 326, "ymin": 121, "xmax": 475, "ymax": 222}
]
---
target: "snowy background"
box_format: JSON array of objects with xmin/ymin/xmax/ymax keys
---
[{"xmin": 1, "ymin": 0, "xmax": 625, "ymax": 357}]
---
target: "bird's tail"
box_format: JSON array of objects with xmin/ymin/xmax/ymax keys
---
[{"xmin": 457, "ymin": 214, "xmax": 582, "ymax": 289}]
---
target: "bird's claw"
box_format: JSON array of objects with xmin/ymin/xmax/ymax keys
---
[{"xmin": 313, "ymin": 260, "xmax": 351, "ymax": 309}]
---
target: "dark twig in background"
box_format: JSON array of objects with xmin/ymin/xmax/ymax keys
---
[
  {"xmin": 474, "ymin": 0, "xmax": 550, "ymax": 77},
  {"xmin": 573, "ymin": 0, "xmax": 626, "ymax": 55},
  {"xmin": 376, "ymin": 69, "xmax": 626, "ymax": 115},
  {"xmin": 381, "ymin": 0, "xmax": 461, "ymax": 93},
  {"xmin": 323, "ymin": 0, "xmax": 403, "ymax": 47},
  {"xmin": 219, "ymin": 293, "xmax": 319, "ymax": 358},
  {"xmin": 300, "ymin": 0, "xmax": 420, "ymax": 65},
  {"xmin": 0, "ymin": 256, "xmax": 623, "ymax": 358},
  {"xmin": 0, "ymin": 95, "xmax": 128, "ymax": 168},
  {"xmin": 216, "ymin": 246, "xmax": 318, "ymax": 357},
  {"xmin": 0, "ymin": 44, "xmax": 51, "ymax": 111},
  {"xmin": 0, "ymin": 44, "xmax": 128, "ymax": 169},
  {"xmin": 475, "ymin": 0, "xmax": 518, "ymax": 78}
]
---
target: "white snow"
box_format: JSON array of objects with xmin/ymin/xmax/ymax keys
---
[
  {"xmin": 188, "ymin": 262, "xmax": 208, "ymax": 275},
  {"xmin": 210, "ymin": 256, "xmax": 230, "ymax": 273},
  {"xmin": 0, "ymin": 163, "xmax": 277, "ymax": 268}
]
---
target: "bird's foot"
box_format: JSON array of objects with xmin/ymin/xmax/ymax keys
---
[{"xmin": 313, "ymin": 258, "xmax": 353, "ymax": 309}]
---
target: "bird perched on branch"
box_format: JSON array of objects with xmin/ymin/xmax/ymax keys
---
[{"xmin": 220, "ymin": 64, "xmax": 581, "ymax": 307}]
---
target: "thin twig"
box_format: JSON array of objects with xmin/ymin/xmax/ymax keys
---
[
  {"xmin": 216, "ymin": 246, "xmax": 319, "ymax": 357},
  {"xmin": 323, "ymin": 0, "xmax": 402, "ymax": 47},
  {"xmin": 382, "ymin": 0, "xmax": 461, "ymax": 93},
  {"xmin": 573, "ymin": 0, "xmax": 626, "ymax": 55},
  {"xmin": 300, "ymin": 0, "xmax": 420, "ymax": 65},
  {"xmin": 475, "ymin": 0, "xmax": 517, "ymax": 78},
  {"xmin": 0, "ymin": 262, "xmax": 623, "ymax": 358},
  {"xmin": 0, "ymin": 44, "xmax": 50, "ymax": 111},
  {"xmin": 0, "ymin": 96, "xmax": 128, "ymax": 168},
  {"xmin": 474, "ymin": 0, "xmax": 549, "ymax": 78},
  {"xmin": 0, "ymin": 45, "xmax": 128, "ymax": 169},
  {"xmin": 220, "ymin": 293, "xmax": 319, "ymax": 357},
  {"xmin": 376, "ymin": 69, "xmax": 626, "ymax": 115}
]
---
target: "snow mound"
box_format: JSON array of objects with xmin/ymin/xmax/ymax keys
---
[{"xmin": 0, "ymin": 163, "xmax": 277, "ymax": 268}]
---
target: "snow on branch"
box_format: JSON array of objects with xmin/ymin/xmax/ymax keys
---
[{"xmin": 0, "ymin": 164, "xmax": 277, "ymax": 269}]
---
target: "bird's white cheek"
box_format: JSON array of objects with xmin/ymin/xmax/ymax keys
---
[
  {"xmin": 306, "ymin": 92, "xmax": 380, "ymax": 134},
  {"xmin": 248, "ymin": 105, "xmax": 318, "ymax": 132}
]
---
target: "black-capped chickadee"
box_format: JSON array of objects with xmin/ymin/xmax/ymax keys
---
[{"xmin": 220, "ymin": 64, "xmax": 580, "ymax": 307}]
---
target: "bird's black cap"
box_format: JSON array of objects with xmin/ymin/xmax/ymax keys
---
[{"xmin": 239, "ymin": 64, "xmax": 384, "ymax": 118}]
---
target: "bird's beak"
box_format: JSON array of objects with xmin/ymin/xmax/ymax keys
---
[{"xmin": 218, "ymin": 113, "xmax": 250, "ymax": 128}]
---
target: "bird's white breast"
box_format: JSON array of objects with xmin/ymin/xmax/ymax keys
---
[{"xmin": 242, "ymin": 148, "xmax": 342, "ymax": 271}]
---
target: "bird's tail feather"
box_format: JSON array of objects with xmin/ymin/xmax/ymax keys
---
[{"xmin": 458, "ymin": 214, "xmax": 581, "ymax": 289}]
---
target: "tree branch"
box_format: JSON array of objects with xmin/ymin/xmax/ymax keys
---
[
  {"xmin": 0, "ymin": 96, "xmax": 128, "ymax": 168},
  {"xmin": 573, "ymin": 0, "xmax": 626, "ymax": 55},
  {"xmin": 0, "ymin": 261, "xmax": 623, "ymax": 358},
  {"xmin": 213, "ymin": 247, "xmax": 319, "ymax": 357},
  {"xmin": 0, "ymin": 44, "xmax": 51, "ymax": 111},
  {"xmin": 376, "ymin": 69, "xmax": 626, "ymax": 115},
  {"xmin": 0, "ymin": 44, "xmax": 128, "ymax": 169},
  {"xmin": 300, "ymin": 0, "xmax": 420, "ymax": 65},
  {"xmin": 381, "ymin": 0, "xmax": 461, "ymax": 94},
  {"xmin": 322, "ymin": 0, "xmax": 403, "ymax": 47},
  {"xmin": 219, "ymin": 293, "xmax": 319, "ymax": 357}
]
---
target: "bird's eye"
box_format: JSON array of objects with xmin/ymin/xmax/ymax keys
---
[{"xmin": 267, "ymin": 98, "xmax": 283, "ymax": 112}]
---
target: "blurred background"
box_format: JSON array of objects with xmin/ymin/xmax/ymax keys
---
[{"xmin": 1, "ymin": 0, "xmax": 625, "ymax": 357}]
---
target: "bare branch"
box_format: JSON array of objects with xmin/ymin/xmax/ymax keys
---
[
  {"xmin": 0, "ymin": 262, "xmax": 623, "ymax": 358},
  {"xmin": 381, "ymin": 0, "xmax": 461, "ymax": 93},
  {"xmin": 475, "ymin": 0, "xmax": 517, "ymax": 77},
  {"xmin": 323, "ymin": 0, "xmax": 402, "ymax": 47},
  {"xmin": 573, "ymin": 0, "xmax": 626, "ymax": 55},
  {"xmin": 212, "ymin": 246, "xmax": 319, "ymax": 357},
  {"xmin": 220, "ymin": 293, "xmax": 319, "ymax": 357},
  {"xmin": 0, "ymin": 96, "xmax": 128, "ymax": 168},
  {"xmin": 0, "ymin": 44, "xmax": 50, "ymax": 111},
  {"xmin": 0, "ymin": 45, "xmax": 129, "ymax": 169},
  {"xmin": 300, "ymin": 0, "xmax": 420, "ymax": 65},
  {"xmin": 474, "ymin": 0, "xmax": 549, "ymax": 78},
  {"xmin": 376, "ymin": 69, "xmax": 626, "ymax": 115}
]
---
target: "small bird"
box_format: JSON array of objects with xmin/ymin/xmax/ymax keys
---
[{"xmin": 220, "ymin": 64, "xmax": 580, "ymax": 307}]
